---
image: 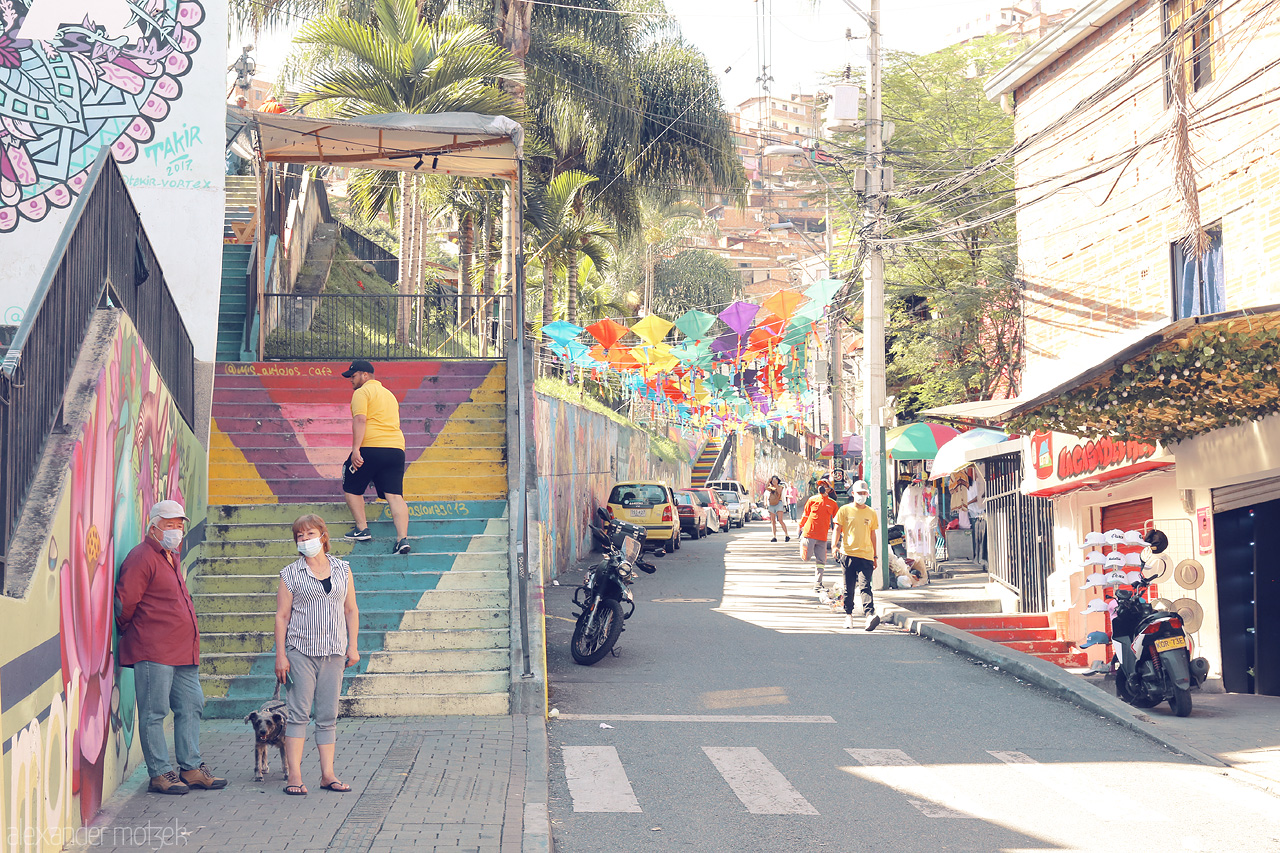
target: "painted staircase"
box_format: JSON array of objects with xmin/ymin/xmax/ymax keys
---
[
  {"xmin": 193, "ymin": 501, "xmax": 510, "ymax": 718},
  {"xmin": 935, "ymin": 614, "xmax": 1088, "ymax": 669},
  {"xmin": 691, "ymin": 436, "xmax": 725, "ymax": 487},
  {"xmin": 224, "ymin": 174, "xmax": 256, "ymax": 240},
  {"xmin": 216, "ymin": 244, "xmax": 252, "ymax": 362},
  {"xmin": 196, "ymin": 360, "xmax": 512, "ymax": 717}
]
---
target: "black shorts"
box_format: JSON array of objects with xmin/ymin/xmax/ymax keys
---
[{"xmin": 342, "ymin": 447, "xmax": 405, "ymax": 498}]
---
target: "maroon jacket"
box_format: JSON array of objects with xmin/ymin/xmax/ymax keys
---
[{"xmin": 115, "ymin": 536, "xmax": 201, "ymax": 667}]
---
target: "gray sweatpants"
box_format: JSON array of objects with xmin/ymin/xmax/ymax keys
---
[{"xmin": 284, "ymin": 648, "xmax": 345, "ymax": 744}]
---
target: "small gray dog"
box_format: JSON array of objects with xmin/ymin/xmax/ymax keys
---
[{"xmin": 245, "ymin": 684, "xmax": 287, "ymax": 782}]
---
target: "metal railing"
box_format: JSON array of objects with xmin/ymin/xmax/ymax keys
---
[
  {"xmin": 262, "ymin": 291, "xmax": 511, "ymax": 360},
  {"xmin": 984, "ymin": 452, "xmax": 1055, "ymax": 612},
  {"xmin": 338, "ymin": 223, "xmax": 399, "ymax": 284},
  {"xmin": 0, "ymin": 150, "xmax": 195, "ymax": 572}
]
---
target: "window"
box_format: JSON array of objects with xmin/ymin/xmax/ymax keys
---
[
  {"xmin": 1170, "ymin": 225, "xmax": 1224, "ymax": 319},
  {"xmin": 1164, "ymin": 0, "xmax": 1214, "ymax": 102}
]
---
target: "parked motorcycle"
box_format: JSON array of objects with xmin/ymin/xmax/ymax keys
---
[
  {"xmin": 571, "ymin": 510, "xmax": 657, "ymax": 665},
  {"xmin": 1111, "ymin": 572, "xmax": 1209, "ymax": 717},
  {"xmin": 590, "ymin": 508, "xmax": 669, "ymax": 555}
]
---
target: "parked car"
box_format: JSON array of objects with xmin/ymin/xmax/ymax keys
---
[
  {"xmin": 606, "ymin": 481, "xmax": 680, "ymax": 552},
  {"xmin": 718, "ymin": 489, "xmax": 747, "ymax": 528},
  {"xmin": 688, "ymin": 488, "xmax": 729, "ymax": 533},
  {"xmin": 674, "ymin": 490, "xmax": 710, "ymax": 539},
  {"xmin": 707, "ymin": 478, "xmax": 755, "ymax": 518}
]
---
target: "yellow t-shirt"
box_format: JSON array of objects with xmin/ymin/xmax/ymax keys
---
[
  {"xmin": 351, "ymin": 379, "xmax": 405, "ymax": 450},
  {"xmin": 835, "ymin": 502, "xmax": 879, "ymax": 560}
]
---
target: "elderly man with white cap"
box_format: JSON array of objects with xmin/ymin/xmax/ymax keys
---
[{"xmin": 115, "ymin": 500, "xmax": 227, "ymax": 795}]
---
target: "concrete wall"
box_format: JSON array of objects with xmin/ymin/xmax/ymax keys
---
[
  {"xmin": 729, "ymin": 429, "xmax": 819, "ymax": 499},
  {"xmin": 283, "ymin": 172, "xmax": 327, "ymax": 293},
  {"xmin": 0, "ymin": 0, "xmax": 227, "ymax": 361},
  {"xmin": 0, "ymin": 311, "xmax": 208, "ymax": 846},
  {"xmin": 533, "ymin": 395, "xmax": 691, "ymax": 580},
  {"xmin": 1010, "ymin": 0, "xmax": 1280, "ymax": 395}
]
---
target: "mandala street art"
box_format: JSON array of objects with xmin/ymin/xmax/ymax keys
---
[{"xmin": 0, "ymin": 0, "xmax": 205, "ymax": 232}]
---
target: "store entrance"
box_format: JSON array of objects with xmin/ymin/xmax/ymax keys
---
[{"xmin": 1214, "ymin": 498, "xmax": 1280, "ymax": 696}]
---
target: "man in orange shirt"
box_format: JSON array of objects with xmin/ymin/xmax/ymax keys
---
[{"xmin": 798, "ymin": 480, "xmax": 839, "ymax": 590}]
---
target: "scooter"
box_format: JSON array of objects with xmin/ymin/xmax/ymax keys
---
[
  {"xmin": 571, "ymin": 510, "xmax": 657, "ymax": 665},
  {"xmin": 1111, "ymin": 572, "xmax": 1209, "ymax": 717}
]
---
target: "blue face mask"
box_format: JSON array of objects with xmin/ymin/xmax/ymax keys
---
[{"xmin": 159, "ymin": 528, "xmax": 183, "ymax": 552}]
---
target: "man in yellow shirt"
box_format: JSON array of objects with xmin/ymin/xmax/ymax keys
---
[
  {"xmin": 340, "ymin": 360, "xmax": 411, "ymax": 554},
  {"xmin": 833, "ymin": 479, "xmax": 880, "ymax": 631}
]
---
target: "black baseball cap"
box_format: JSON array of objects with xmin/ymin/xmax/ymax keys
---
[{"xmin": 341, "ymin": 359, "xmax": 375, "ymax": 378}]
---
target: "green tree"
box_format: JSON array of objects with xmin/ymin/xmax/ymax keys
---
[
  {"xmin": 649, "ymin": 249, "xmax": 739, "ymax": 320},
  {"xmin": 526, "ymin": 171, "xmax": 616, "ymax": 327},
  {"xmin": 827, "ymin": 35, "xmax": 1023, "ymax": 416}
]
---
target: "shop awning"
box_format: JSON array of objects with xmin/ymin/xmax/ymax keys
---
[
  {"xmin": 919, "ymin": 397, "xmax": 1025, "ymax": 425},
  {"xmin": 1006, "ymin": 304, "xmax": 1280, "ymax": 444},
  {"xmin": 228, "ymin": 108, "xmax": 523, "ymax": 180}
]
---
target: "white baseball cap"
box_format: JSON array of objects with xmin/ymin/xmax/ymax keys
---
[
  {"xmin": 1122, "ymin": 529, "xmax": 1146, "ymax": 546},
  {"xmin": 1082, "ymin": 550, "xmax": 1106, "ymax": 566},
  {"xmin": 1079, "ymin": 531, "xmax": 1107, "ymax": 549},
  {"xmin": 1124, "ymin": 570, "xmax": 1145, "ymax": 585},
  {"xmin": 148, "ymin": 500, "xmax": 188, "ymax": 525},
  {"xmin": 851, "ymin": 479, "xmax": 870, "ymax": 494},
  {"xmin": 1082, "ymin": 599, "xmax": 1111, "ymax": 615},
  {"xmin": 1104, "ymin": 528, "xmax": 1127, "ymax": 546},
  {"xmin": 1104, "ymin": 569, "xmax": 1129, "ymax": 586},
  {"xmin": 1104, "ymin": 552, "xmax": 1126, "ymax": 570},
  {"xmin": 1080, "ymin": 573, "xmax": 1108, "ymax": 589},
  {"xmin": 1123, "ymin": 552, "xmax": 1143, "ymax": 567}
]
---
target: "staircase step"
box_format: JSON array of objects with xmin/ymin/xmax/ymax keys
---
[
  {"xmin": 1037, "ymin": 651, "xmax": 1090, "ymax": 668},
  {"xmin": 200, "ymin": 671, "xmax": 508, "ymax": 699},
  {"xmin": 206, "ymin": 500, "xmax": 508, "ymax": 524},
  {"xmin": 201, "ymin": 649, "xmax": 508, "ymax": 677},
  {"xmin": 195, "ymin": 587, "xmax": 509, "ymax": 613},
  {"xmin": 903, "ymin": 599, "xmax": 1004, "ymax": 616},
  {"xmin": 970, "ymin": 628, "xmax": 1058, "ymax": 642},
  {"xmin": 203, "ymin": 692, "xmax": 510, "ymax": 719},
  {"xmin": 200, "ymin": 627, "xmax": 507, "ymax": 655},
  {"xmin": 1002, "ymin": 639, "xmax": 1079, "ymax": 655},
  {"xmin": 197, "ymin": 569, "xmax": 508, "ymax": 594},
  {"xmin": 209, "ymin": 445, "xmax": 506, "ymax": 465},
  {"xmin": 206, "ymin": 517, "xmax": 506, "ymax": 541},
  {"xmin": 937, "ymin": 614, "xmax": 1051, "ymax": 630},
  {"xmin": 197, "ymin": 607, "xmax": 508, "ymax": 633},
  {"xmin": 195, "ymin": 552, "xmax": 506, "ymax": 575},
  {"xmin": 200, "ymin": 534, "xmax": 508, "ymax": 559},
  {"xmin": 207, "ymin": 461, "xmax": 508, "ymax": 482},
  {"xmin": 207, "ymin": 478, "xmax": 509, "ymax": 502}
]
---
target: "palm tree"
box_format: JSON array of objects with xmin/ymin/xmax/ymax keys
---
[
  {"xmin": 526, "ymin": 171, "xmax": 615, "ymax": 329},
  {"xmin": 294, "ymin": 0, "xmax": 523, "ymax": 341}
]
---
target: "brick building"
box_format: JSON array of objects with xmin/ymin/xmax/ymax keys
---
[{"xmin": 980, "ymin": 0, "xmax": 1280, "ymax": 695}]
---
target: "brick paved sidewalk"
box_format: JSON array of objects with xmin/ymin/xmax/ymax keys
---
[{"xmin": 68, "ymin": 715, "xmax": 550, "ymax": 853}]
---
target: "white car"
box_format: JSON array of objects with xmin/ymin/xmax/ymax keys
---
[{"xmin": 717, "ymin": 490, "xmax": 747, "ymax": 528}]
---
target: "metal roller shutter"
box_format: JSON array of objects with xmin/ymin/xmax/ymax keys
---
[
  {"xmin": 1212, "ymin": 477, "xmax": 1280, "ymax": 513},
  {"xmin": 1100, "ymin": 498, "xmax": 1155, "ymax": 534}
]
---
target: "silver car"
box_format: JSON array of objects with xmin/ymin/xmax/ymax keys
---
[{"xmin": 717, "ymin": 490, "xmax": 747, "ymax": 528}]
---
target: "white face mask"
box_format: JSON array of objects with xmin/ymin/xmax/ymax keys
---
[
  {"xmin": 854, "ymin": 494, "xmax": 868, "ymax": 505},
  {"xmin": 159, "ymin": 528, "xmax": 183, "ymax": 552},
  {"xmin": 297, "ymin": 537, "xmax": 324, "ymax": 558}
]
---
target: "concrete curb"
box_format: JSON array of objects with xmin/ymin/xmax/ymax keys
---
[
  {"xmin": 881, "ymin": 603, "xmax": 1229, "ymax": 769},
  {"xmin": 523, "ymin": 713, "xmax": 553, "ymax": 853}
]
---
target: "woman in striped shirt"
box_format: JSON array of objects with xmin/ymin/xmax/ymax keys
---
[{"xmin": 274, "ymin": 514, "xmax": 360, "ymax": 795}]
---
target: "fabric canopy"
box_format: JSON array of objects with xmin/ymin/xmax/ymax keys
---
[{"xmin": 236, "ymin": 108, "xmax": 523, "ymax": 180}]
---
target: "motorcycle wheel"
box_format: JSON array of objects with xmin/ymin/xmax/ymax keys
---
[
  {"xmin": 1169, "ymin": 681, "xmax": 1193, "ymax": 717},
  {"xmin": 1116, "ymin": 669, "xmax": 1161, "ymax": 709},
  {"xmin": 571, "ymin": 598, "xmax": 624, "ymax": 665}
]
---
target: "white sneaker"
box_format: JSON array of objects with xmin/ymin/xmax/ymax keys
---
[{"xmin": 843, "ymin": 615, "xmax": 853, "ymax": 630}]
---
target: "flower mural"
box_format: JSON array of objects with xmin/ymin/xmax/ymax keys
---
[
  {"xmin": 0, "ymin": 0, "xmax": 205, "ymax": 231},
  {"xmin": 59, "ymin": 359, "xmax": 119, "ymax": 818}
]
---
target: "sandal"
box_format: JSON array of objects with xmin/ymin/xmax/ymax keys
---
[
  {"xmin": 284, "ymin": 784, "xmax": 308, "ymax": 796},
  {"xmin": 320, "ymin": 780, "xmax": 352, "ymax": 792}
]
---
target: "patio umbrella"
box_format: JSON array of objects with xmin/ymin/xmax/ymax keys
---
[
  {"xmin": 929, "ymin": 428, "xmax": 1010, "ymax": 479},
  {"xmin": 819, "ymin": 434, "xmax": 865, "ymax": 457},
  {"xmin": 885, "ymin": 422, "xmax": 961, "ymax": 460}
]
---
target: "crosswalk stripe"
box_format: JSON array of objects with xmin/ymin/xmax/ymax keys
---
[
  {"xmin": 843, "ymin": 748, "xmax": 980, "ymax": 819},
  {"xmin": 702, "ymin": 747, "xmax": 820, "ymax": 815},
  {"xmin": 986, "ymin": 750, "xmax": 1170, "ymax": 822},
  {"xmin": 562, "ymin": 746, "xmax": 642, "ymax": 813}
]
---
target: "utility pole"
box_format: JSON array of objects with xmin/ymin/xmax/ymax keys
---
[{"xmin": 826, "ymin": 187, "xmax": 841, "ymax": 469}]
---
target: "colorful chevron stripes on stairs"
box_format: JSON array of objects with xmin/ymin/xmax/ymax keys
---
[
  {"xmin": 208, "ymin": 360, "xmax": 506, "ymax": 504},
  {"xmin": 193, "ymin": 500, "xmax": 511, "ymax": 719},
  {"xmin": 691, "ymin": 436, "xmax": 724, "ymax": 487}
]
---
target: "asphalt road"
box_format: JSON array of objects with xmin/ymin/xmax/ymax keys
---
[{"xmin": 544, "ymin": 521, "xmax": 1280, "ymax": 853}]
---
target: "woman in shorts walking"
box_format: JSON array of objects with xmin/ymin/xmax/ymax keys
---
[{"xmin": 764, "ymin": 475, "xmax": 790, "ymax": 542}]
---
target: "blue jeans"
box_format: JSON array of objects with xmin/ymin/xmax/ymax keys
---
[{"xmin": 133, "ymin": 661, "xmax": 205, "ymax": 778}]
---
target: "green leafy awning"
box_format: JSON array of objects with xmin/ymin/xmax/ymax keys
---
[{"xmin": 1007, "ymin": 309, "xmax": 1280, "ymax": 443}]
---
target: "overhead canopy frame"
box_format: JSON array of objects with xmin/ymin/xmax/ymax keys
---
[{"xmin": 229, "ymin": 107, "xmax": 523, "ymax": 180}]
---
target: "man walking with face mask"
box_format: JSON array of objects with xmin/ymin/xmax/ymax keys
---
[
  {"xmin": 834, "ymin": 480, "xmax": 881, "ymax": 631},
  {"xmin": 116, "ymin": 500, "xmax": 226, "ymax": 794}
]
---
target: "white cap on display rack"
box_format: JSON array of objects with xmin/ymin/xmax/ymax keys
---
[
  {"xmin": 1104, "ymin": 528, "xmax": 1127, "ymax": 546},
  {"xmin": 1123, "ymin": 552, "xmax": 1143, "ymax": 567},
  {"xmin": 1124, "ymin": 570, "xmax": 1145, "ymax": 585},
  {"xmin": 1123, "ymin": 529, "xmax": 1146, "ymax": 546},
  {"xmin": 1104, "ymin": 552, "xmax": 1125, "ymax": 570},
  {"xmin": 1104, "ymin": 569, "xmax": 1130, "ymax": 586},
  {"xmin": 1080, "ymin": 572, "xmax": 1109, "ymax": 589},
  {"xmin": 1081, "ymin": 599, "xmax": 1111, "ymax": 615},
  {"xmin": 1082, "ymin": 550, "xmax": 1106, "ymax": 566},
  {"xmin": 1079, "ymin": 531, "xmax": 1107, "ymax": 549}
]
